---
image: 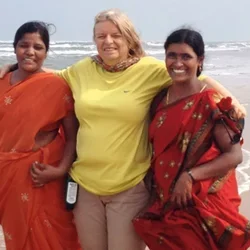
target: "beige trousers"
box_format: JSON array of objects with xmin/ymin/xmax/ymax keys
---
[{"xmin": 73, "ymin": 181, "xmax": 150, "ymax": 250}]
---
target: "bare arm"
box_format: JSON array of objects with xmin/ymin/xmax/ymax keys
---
[
  {"xmin": 30, "ymin": 112, "xmax": 78, "ymax": 186},
  {"xmin": 203, "ymin": 76, "xmax": 246, "ymax": 117},
  {"xmin": 57, "ymin": 112, "xmax": 79, "ymax": 174},
  {"xmin": 0, "ymin": 64, "xmax": 13, "ymax": 78},
  {"xmin": 191, "ymin": 122, "xmax": 243, "ymax": 181},
  {"xmin": 0, "ymin": 64, "xmax": 56, "ymax": 77},
  {"xmin": 171, "ymin": 122, "xmax": 242, "ymax": 208},
  {"xmin": 42, "ymin": 67, "xmax": 56, "ymax": 73}
]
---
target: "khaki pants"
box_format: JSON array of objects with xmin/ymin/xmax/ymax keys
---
[{"xmin": 73, "ymin": 181, "xmax": 150, "ymax": 250}]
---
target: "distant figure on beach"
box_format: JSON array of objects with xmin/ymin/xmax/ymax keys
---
[
  {"xmin": 133, "ymin": 28, "xmax": 250, "ymax": 250},
  {"xmin": 0, "ymin": 9, "xmax": 247, "ymax": 250},
  {"xmin": 0, "ymin": 22, "xmax": 80, "ymax": 249}
]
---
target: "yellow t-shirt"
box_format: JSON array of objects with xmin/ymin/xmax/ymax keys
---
[{"xmin": 58, "ymin": 56, "xmax": 206, "ymax": 195}]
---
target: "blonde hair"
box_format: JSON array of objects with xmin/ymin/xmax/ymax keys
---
[{"xmin": 94, "ymin": 9, "xmax": 146, "ymax": 58}]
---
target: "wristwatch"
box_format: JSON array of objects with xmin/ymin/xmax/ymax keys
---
[{"xmin": 186, "ymin": 169, "xmax": 195, "ymax": 182}]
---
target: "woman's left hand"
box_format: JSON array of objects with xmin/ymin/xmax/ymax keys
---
[
  {"xmin": 30, "ymin": 162, "xmax": 66, "ymax": 187},
  {"xmin": 170, "ymin": 171, "xmax": 193, "ymax": 209},
  {"xmin": 232, "ymin": 103, "xmax": 247, "ymax": 119},
  {"xmin": 202, "ymin": 76, "xmax": 246, "ymax": 118}
]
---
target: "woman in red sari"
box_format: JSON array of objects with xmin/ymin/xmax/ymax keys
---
[
  {"xmin": 133, "ymin": 28, "xmax": 250, "ymax": 250},
  {"xmin": 0, "ymin": 22, "xmax": 80, "ymax": 249}
]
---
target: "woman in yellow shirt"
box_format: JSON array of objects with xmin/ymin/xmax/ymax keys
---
[{"xmin": 0, "ymin": 9, "xmax": 246, "ymax": 250}]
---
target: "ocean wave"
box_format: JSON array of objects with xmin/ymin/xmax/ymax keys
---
[
  {"xmin": 146, "ymin": 50, "xmax": 165, "ymax": 55},
  {"xmin": 237, "ymin": 149, "xmax": 250, "ymax": 194},
  {"xmin": 0, "ymin": 48, "xmax": 13, "ymax": 52},
  {"xmin": 0, "ymin": 41, "xmax": 250, "ymax": 58},
  {"xmin": 0, "ymin": 52, "xmax": 14, "ymax": 57},
  {"xmin": 51, "ymin": 40, "xmax": 92, "ymax": 44},
  {"xmin": 0, "ymin": 40, "xmax": 12, "ymax": 43},
  {"xmin": 206, "ymin": 47, "xmax": 241, "ymax": 52},
  {"xmin": 50, "ymin": 44, "xmax": 96, "ymax": 49},
  {"xmin": 145, "ymin": 41, "xmax": 163, "ymax": 47},
  {"xmin": 205, "ymin": 42, "xmax": 250, "ymax": 52},
  {"xmin": 49, "ymin": 49, "xmax": 97, "ymax": 56}
]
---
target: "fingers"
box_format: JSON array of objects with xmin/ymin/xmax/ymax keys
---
[
  {"xmin": 31, "ymin": 175, "xmax": 44, "ymax": 187},
  {"xmin": 175, "ymin": 194, "xmax": 187, "ymax": 209},
  {"xmin": 0, "ymin": 65, "xmax": 12, "ymax": 78},
  {"xmin": 32, "ymin": 161, "xmax": 41, "ymax": 171},
  {"xmin": 186, "ymin": 191, "xmax": 192, "ymax": 201},
  {"xmin": 171, "ymin": 193, "xmax": 182, "ymax": 208},
  {"xmin": 175, "ymin": 195, "xmax": 182, "ymax": 208},
  {"xmin": 37, "ymin": 163, "xmax": 46, "ymax": 170},
  {"xmin": 33, "ymin": 162, "xmax": 47, "ymax": 171},
  {"xmin": 234, "ymin": 105, "xmax": 246, "ymax": 119},
  {"xmin": 30, "ymin": 162, "xmax": 45, "ymax": 187},
  {"xmin": 171, "ymin": 192, "xmax": 193, "ymax": 209},
  {"xmin": 33, "ymin": 183, "xmax": 45, "ymax": 188},
  {"xmin": 181, "ymin": 194, "xmax": 188, "ymax": 208}
]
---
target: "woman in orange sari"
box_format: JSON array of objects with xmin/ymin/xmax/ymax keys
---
[
  {"xmin": 133, "ymin": 28, "xmax": 250, "ymax": 250},
  {"xmin": 0, "ymin": 22, "xmax": 80, "ymax": 249}
]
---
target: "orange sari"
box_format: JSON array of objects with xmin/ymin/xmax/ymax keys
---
[
  {"xmin": 0, "ymin": 73, "xmax": 81, "ymax": 250},
  {"xmin": 133, "ymin": 89, "xmax": 250, "ymax": 250}
]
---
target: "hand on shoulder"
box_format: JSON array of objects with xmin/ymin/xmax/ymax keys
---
[{"xmin": 201, "ymin": 76, "xmax": 246, "ymax": 118}]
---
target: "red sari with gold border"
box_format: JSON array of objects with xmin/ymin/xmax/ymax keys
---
[
  {"xmin": 133, "ymin": 89, "xmax": 250, "ymax": 250},
  {"xmin": 0, "ymin": 73, "xmax": 81, "ymax": 250}
]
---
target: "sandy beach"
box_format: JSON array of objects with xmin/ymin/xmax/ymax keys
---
[{"xmin": 0, "ymin": 232, "xmax": 4, "ymax": 250}]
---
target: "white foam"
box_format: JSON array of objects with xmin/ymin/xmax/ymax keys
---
[
  {"xmin": 49, "ymin": 49, "xmax": 97, "ymax": 56},
  {"xmin": 206, "ymin": 47, "xmax": 241, "ymax": 52},
  {"xmin": 0, "ymin": 41, "xmax": 249, "ymax": 58},
  {"xmin": 0, "ymin": 52, "xmax": 14, "ymax": 57},
  {"xmin": 0, "ymin": 48, "xmax": 13, "ymax": 52},
  {"xmin": 50, "ymin": 44, "xmax": 96, "ymax": 49},
  {"xmin": 237, "ymin": 149, "xmax": 250, "ymax": 194},
  {"xmin": 146, "ymin": 49, "xmax": 165, "ymax": 55},
  {"xmin": 0, "ymin": 40, "xmax": 12, "ymax": 43},
  {"xmin": 145, "ymin": 41, "xmax": 163, "ymax": 47}
]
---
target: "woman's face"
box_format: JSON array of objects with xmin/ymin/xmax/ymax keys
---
[
  {"xmin": 94, "ymin": 20, "xmax": 130, "ymax": 66},
  {"xmin": 165, "ymin": 43, "xmax": 203, "ymax": 83},
  {"xmin": 15, "ymin": 32, "xmax": 47, "ymax": 73}
]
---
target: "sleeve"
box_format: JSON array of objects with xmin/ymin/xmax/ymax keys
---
[
  {"xmin": 163, "ymin": 73, "xmax": 172, "ymax": 88},
  {"xmin": 49, "ymin": 76, "xmax": 74, "ymax": 117},
  {"xmin": 55, "ymin": 65, "xmax": 76, "ymax": 89},
  {"xmin": 153, "ymin": 59, "xmax": 172, "ymax": 88},
  {"xmin": 198, "ymin": 74, "xmax": 208, "ymax": 81},
  {"xmin": 59, "ymin": 80, "xmax": 74, "ymax": 115}
]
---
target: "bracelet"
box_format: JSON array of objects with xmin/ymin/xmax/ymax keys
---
[{"xmin": 186, "ymin": 169, "xmax": 195, "ymax": 182}]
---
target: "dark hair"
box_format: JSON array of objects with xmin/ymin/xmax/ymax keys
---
[
  {"xmin": 13, "ymin": 21, "xmax": 54, "ymax": 52},
  {"xmin": 164, "ymin": 28, "xmax": 205, "ymax": 76}
]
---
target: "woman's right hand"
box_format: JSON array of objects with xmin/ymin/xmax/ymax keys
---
[
  {"xmin": 170, "ymin": 171, "xmax": 193, "ymax": 208},
  {"xmin": 30, "ymin": 161, "xmax": 66, "ymax": 187},
  {"xmin": 0, "ymin": 64, "xmax": 13, "ymax": 78}
]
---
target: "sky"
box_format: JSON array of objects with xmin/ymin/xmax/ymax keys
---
[{"xmin": 2, "ymin": 0, "xmax": 250, "ymax": 42}]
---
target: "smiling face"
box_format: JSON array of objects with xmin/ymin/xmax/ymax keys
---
[
  {"xmin": 165, "ymin": 43, "xmax": 204, "ymax": 84},
  {"xmin": 94, "ymin": 20, "xmax": 130, "ymax": 66},
  {"xmin": 15, "ymin": 32, "xmax": 47, "ymax": 73}
]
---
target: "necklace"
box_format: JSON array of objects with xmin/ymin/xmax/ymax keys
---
[
  {"xmin": 165, "ymin": 84, "xmax": 207, "ymax": 105},
  {"xmin": 165, "ymin": 88, "xmax": 170, "ymax": 105}
]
